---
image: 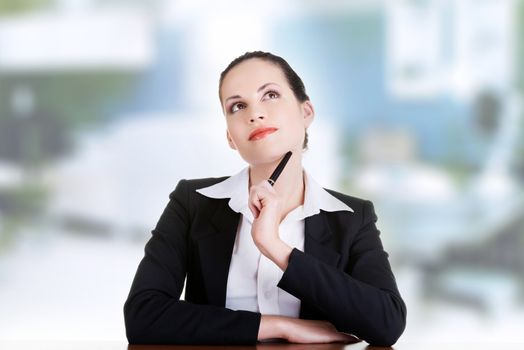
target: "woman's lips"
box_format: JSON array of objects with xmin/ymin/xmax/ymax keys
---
[{"xmin": 249, "ymin": 127, "xmax": 278, "ymax": 141}]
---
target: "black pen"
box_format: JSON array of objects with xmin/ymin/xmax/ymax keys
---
[{"xmin": 267, "ymin": 151, "xmax": 292, "ymax": 186}]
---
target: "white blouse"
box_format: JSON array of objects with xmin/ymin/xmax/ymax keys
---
[{"xmin": 196, "ymin": 167, "xmax": 353, "ymax": 317}]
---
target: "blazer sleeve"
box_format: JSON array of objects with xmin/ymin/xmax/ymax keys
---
[
  {"xmin": 277, "ymin": 200, "xmax": 407, "ymax": 346},
  {"xmin": 123, "ymin": 179, "xmax": 261, "ymax": 344}
]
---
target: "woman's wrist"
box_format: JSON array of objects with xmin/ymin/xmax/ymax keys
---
[
  {"xmin": 257, "ymin": 238, "xmax": 292, "ymax": 271},
  {"xmin": 258, "ymin": 315, "xmax": 286, "ymax": 340}
]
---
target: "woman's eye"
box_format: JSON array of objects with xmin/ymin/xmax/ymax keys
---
[
  {"xmin": 230, "ymin": 102, "xmax": 245, "ymax": 113},
  {"xmin": 266, "ymin": 90, "xmax": 279, "ymax": 99}
]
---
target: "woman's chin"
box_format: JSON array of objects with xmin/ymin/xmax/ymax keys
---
[{"xmin": 237, "ymin": 140, "xmax": 301, "ymax": 165}]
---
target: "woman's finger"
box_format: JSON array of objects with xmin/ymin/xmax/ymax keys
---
[
  {"xmin": 248, "ymin": 180, "xmax": 279, "ymax": 221},
  {"xmin": 248, "ymin": 201, "xmax": 260, "ymax": 218},
  {"xmin": 248, "ymin": 186, "xmax": 265, "ymax": 218},
  {"xmin": 250, "ymin": 191, "xmax": 263, "ymax": 210}
]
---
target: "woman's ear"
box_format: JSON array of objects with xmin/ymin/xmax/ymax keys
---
[
  {"xmin": 302, "ymin": 100, "xmax": 315, "ymax": 128},
  {"xmin": 226, "ymin": 129, "xmax": 238, "ymax": 150}
]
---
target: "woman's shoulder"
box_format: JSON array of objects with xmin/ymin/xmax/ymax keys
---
[
  {"xmin": 170, "ymin": 176, "xmax": 227, "ymax": 192},
  {"xmin": 178, "ymin": 176, "xmax": 230, "ymax": 190}
]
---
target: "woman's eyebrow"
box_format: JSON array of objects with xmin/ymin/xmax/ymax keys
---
[
  {"xmin": 224, "ymin": 94, "xmax": 241, "ymax": 103},
  {"xmin": 257, "ymin": 82, "xmax": 280, "ymax": 92},
  {"xmin": 224, "ymin": 82, "xmax": 280, "ymax": 103}
]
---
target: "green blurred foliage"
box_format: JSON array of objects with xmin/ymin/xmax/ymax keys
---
[
  {"xmin": 0, "ymin": 183, "xmax": 47, "ymax": 218},
  {"xmin": 0, "ymin": 0, "xmax": 53, "ymax": 15},
  {"xmin": 0, "ymin": 183, "xmax": 48, "ymax": 251}
]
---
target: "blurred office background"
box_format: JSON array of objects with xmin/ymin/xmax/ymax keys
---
[{"xmin": 0, "ymin": 0, "xmax": 523, "ymax": 343}]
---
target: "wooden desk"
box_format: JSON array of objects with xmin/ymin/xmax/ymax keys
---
[
  {"xmin": 127, "ymin": 341, "xmax": 522, "ymax": 350},
  {"xmin": 0, "ymin": 342, "xmax": 381, "ymax": 350},
  {"xmin": 128, "ymin": 343, "xmax": 380, "ymax": 350},
  {"xmin": 0, "ymin": 341, "xmax": 521, "ymax": 350}
]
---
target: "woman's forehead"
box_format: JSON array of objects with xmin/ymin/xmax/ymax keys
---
[{"xmin": 221, "ymin": 59, "xmax": 288, "ymax": 96}]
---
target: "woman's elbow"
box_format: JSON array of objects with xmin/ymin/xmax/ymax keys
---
[
  {"xmin": 125, "ymin": 327, "xmax": 143, "ymax": 345},
  {"xmin": 337, "ymin": 295, "xmax": 406, "ymax": 346},
  {"xmin": 123, "ymin": 298, "xmax": 157, "ymax": 344},
  {"xmin": 368, "ymin": 322, "xmax": 405, "ymax": 347},
  {"xmin": 124, "ymin": 304, "xmax": 144, "ymax": 344},
  {"xmin": 368, "ymin": 300, "xmax": 407, "ymax": 346}
]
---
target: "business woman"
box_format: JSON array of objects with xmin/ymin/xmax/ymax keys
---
[{"xmin": 124, "ymin": 51, "xmax": 407, "ymax": 346}]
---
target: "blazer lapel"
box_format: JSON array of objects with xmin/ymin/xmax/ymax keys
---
[
  {"xmin": 303, "ymin": 211, "xmax": 341, "ymax": 266},
  {"xmin": 195, "ymin": 198, "xmax": 240, "ymax": 307}
]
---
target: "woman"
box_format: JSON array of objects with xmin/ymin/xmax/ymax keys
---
[{"xmin": 124, "ymin": 51, "xmax": 407, "ymax": 346}]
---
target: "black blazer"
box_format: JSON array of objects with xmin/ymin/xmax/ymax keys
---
[{"xmin": 124, "ymin": 176, "xmax": 406, "ymax": 346}]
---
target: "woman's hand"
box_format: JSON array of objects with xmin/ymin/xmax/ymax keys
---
[
  {"xmin": 248, "ymin": 180, "xmax": 292, "ymax": 270},
  {"xmin": 258, "ymin": 315, "xmax": 359, "ymax": 344},
  {"xmin": 248, "ymin": 180, "xmax": 281, "ymax": 244}
]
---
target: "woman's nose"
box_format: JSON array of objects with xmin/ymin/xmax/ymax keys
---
[{"xmin": 249, "ymin": 114, "xmax": 265, "ymax": 123}]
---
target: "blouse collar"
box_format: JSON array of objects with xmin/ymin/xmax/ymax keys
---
[{"xmin": 196, "ymin": 167, "xmax": 353, "ymax": 222}]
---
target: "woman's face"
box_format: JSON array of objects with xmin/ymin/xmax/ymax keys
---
[{"xmin": 220, "ymin": 58, "xmax": 314, "ymax": 166}]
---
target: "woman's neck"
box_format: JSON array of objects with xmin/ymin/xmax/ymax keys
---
[{"xmin": 248, "ymin": 154, "xmax": 305, "ymax": 220}]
